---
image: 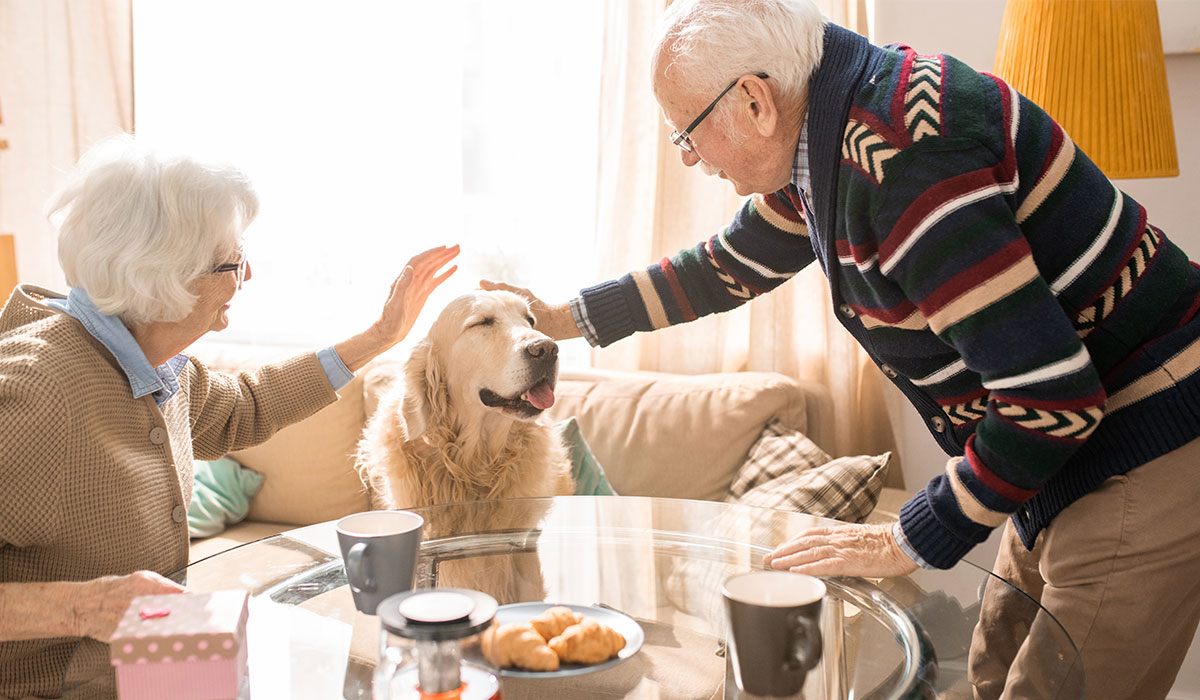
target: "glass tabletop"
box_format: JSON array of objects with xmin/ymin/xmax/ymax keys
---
[{"xmin": 173, "ymin": 496, "xmax": 1083, "ymax": 699}]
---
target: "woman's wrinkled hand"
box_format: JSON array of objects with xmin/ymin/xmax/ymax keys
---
[
  {"xmin": 371, "ymin": 245, "xmax": 460, "ymax": 349},
  {"xmin": 764, "ymin": 522, "xmax": 919, "ymax": 578},
  {"xmin": 478, "ymin": 279, "xmax": 581, "ymax": 340},
  {"xmin": 78, "ymin": 570, "xmax": 186, "ymax": 642}
]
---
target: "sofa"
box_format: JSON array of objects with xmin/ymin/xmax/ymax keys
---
[{"xmin": 187, "ymin": 343, "xmax": 909, "ymax": 563}]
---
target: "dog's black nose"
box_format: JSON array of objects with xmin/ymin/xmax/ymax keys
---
[{"xmin": 526, "ymin": 338, "xmax": 559, "ymax": 362}]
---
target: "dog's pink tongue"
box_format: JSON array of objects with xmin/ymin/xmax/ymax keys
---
[{"xmin": 526, "ymin": 383, "xmax": 556, "ymax": 410}]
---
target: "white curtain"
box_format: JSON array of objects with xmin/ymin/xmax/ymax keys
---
[
  {"xmin": 591, "ymin": 0, "xmax": 899, "ymax": 473},
  {"xmin": 0, "ymin": 0, "xmax": 133, "ymax": 291}
]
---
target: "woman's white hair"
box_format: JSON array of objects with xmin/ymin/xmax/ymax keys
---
[
  {"xmin": 653, "ymin": 0, "xmax": 827, "ymax": 131},
  {"xmin": 49, "ymin": 135, "xmax": 258, "ymax": 324}
]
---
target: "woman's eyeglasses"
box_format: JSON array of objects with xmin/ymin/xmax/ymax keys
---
[{"xmin": 211, "ymin": 252, "xmax": 248, "ymax": 289}]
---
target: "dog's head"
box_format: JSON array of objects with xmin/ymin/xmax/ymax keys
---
[{"xmin": 402, "ymin": 290, "xmax": 559, "ymax": 439}]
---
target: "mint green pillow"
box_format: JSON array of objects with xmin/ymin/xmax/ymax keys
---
[
  {"xmin": 555, "ymin": 417, "xmax": 617, "ymax": 496},
  {"xmin": 188, "ymin": 457, "xmax": 265, "ymax": 539}
]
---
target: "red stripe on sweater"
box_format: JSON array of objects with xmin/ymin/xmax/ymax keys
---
[
  {"xmin": 936, "ymin": 387, "xmax": 990, "ymax": 406},
  {"xmin": 1034, "ymin": 122, "xmax": 1066, "ymax": 187},
  {"xmin": 987, "ymin": 74, "xmax": 1020, "ymax": 183},
  {"xmin": 988, "ymin": 390, "xmax": 1107, "ymax": 412},
  {"xmin": 847, "ymin": 106, "xmax": 908, "ymax": 146},
  {"xmin": 965, "ymin": 435, "xmax": 1038, "ymax": 502},
  {"xmin": 891, "ymin": 50, "xmax": 917, "ymax": 146},
  {"xmin": 659, "ymin": 258, "xmax": 698, "ymax": 323},
  {"xmin": 760, "ymin": 191, "xmax": 805, "ymax": 225},
  {"xmin": 850, "ymin": 298, "xmax": 919, "ymax": 323},
  {"xmin": 704, "ymin": 237, "xmax": 769, "ymax": 297},
  {"xmin": 835, "ymin": 237, "xmax": 881, "ymax": 267},
  {"xmin": 919, "ymin": 237, "xmax": 1032, "ymax": 314},
  {"xmin": 881, "ymin": 166, "xmax": 1014, "ymax": 265}
]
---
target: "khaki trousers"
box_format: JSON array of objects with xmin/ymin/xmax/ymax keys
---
[{"xmin": 969, "ymin": 437, "xmax": 1200, "ymax": 700}]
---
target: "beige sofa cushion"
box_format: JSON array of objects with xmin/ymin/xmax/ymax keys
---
[{"xmin": 544, "ymin": 368, "xmax": 832, "ymax": 502}]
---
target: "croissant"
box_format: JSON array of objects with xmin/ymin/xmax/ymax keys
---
[
  {"xmin": 481, "ymin": 621, "xmax": 559, "ymax": 672},
  {"xmin": 529, "ymin": 605, "xmax": 584, "ymax": 641},
  {"xmin": 548, "ymin": 618, "xmax": 626, "ymax": 665}
]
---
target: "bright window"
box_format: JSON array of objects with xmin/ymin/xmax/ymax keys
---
[{"xmin": 132, "ymin": 0, "xmax": 603, "ymax": 365}]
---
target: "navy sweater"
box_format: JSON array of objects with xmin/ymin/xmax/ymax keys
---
[{"xmin": 576, "ymin": 25, "xmax": 1200, "ymax": 568}]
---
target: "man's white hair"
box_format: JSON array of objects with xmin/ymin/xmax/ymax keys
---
[
  {"xmin": 653, "ymin": 0, "xmax": 827, "ymax": 130},
  {"xmin": 49, "ymin": 135, "xmax": 258, "ymax": 325}
]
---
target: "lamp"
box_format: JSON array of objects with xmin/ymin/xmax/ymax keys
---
[{"xmin": 993, "ymin": 0, "xmax": 1178, "ymax": 179}]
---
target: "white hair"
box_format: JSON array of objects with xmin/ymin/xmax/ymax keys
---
[
  {"xmin": 653, "ymin": 0, "xmax": 827, "ymax": 131},
  {"xmin": 49, "ymin": 135, "xmax": 258, "ymax": 324}
]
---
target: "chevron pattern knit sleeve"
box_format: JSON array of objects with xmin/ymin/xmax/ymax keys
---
[
  {"xmin": 880, "ymin": 140, "xmax": 1109, "ymax": 566},
  {"xmin": 849, "ymin": 57, "xmax": 1118, "ymax": 567},
  {"xmin": 577, "ymin": 190, "xmax": 818, "ymax": 347}
]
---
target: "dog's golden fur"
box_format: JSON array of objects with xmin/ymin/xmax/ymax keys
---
[{"xmin": 356, "ymin": 289, "xmax": 573, "ymax": 511}]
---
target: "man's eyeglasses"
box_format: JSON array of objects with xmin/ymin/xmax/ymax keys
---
[
  {"xmin": 669, "ymin": 72, "xmax": 769, "ymax": 153},
  {"xmin": 211, "ymin": 251, "xmax": 248, "ymax": 289}
]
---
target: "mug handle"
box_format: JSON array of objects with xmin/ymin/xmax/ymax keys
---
[
  {"xmin": 786, "ymin": 613, "xmax": 823, "ymax": 673},
  {"xmin": 345, "ymin": 542, "xmax": 375, "ymax": 593}
]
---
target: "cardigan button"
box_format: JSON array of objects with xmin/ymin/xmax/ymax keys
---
[
  {"xmin": 930, "ymin": 416, "xmax": 947, "ymax": 433},
  {"xmin": 171, "ymin": 505, "xmax": 186, "ymax": 523},
  {"xmin": 881, "ymin": 364, "xmax": 898, "ymax": 379},
  {"xmin": 838, "ymin": 303, "xmax": 856, "ymax": 319},
  {"xmin": 149, "ymin": 427, "xmax": 167, "ymax": 445}
]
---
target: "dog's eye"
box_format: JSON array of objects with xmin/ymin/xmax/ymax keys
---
[{"xmin": 469, "ymin": 317, "xmax": 495, "ymax": 328}]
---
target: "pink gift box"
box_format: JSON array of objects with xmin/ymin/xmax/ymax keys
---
[{"xmin": 110, "ymin": 590, "xmax": 249, "ymax": 700}]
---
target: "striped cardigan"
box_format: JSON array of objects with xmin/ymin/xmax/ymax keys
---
[{"xmin": 576, "ymin": 24, "xmax": 1200, "ymax": 569}]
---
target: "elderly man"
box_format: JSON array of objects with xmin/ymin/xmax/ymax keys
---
[{"xmin": 484, "ymin": 0, "xmax": 1200, "ymax": 698}]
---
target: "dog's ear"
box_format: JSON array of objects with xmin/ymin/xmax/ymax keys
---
[{"xmin": 401, "ymin": 340, "xmax": 442, "ymax": 440}]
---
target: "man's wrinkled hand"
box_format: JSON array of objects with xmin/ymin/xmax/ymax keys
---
[
  {"xmin": 479, "ymin": 279, "xmax": 581, "ymax": 340},
  {"xmin": 764, "ymin": 522, "xmax": 919, "ymax": 578}
]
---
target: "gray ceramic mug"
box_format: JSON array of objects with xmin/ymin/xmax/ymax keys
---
[
  {"xmin": 336, "ymin": 510, "xmax": 424, "ymax": 615},
  {"xmin": 723, "ymin": 570, "xmax": 825, "ymax": 697}
]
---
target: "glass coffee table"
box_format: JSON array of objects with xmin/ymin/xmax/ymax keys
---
[{"xmin": 173, "ymin": 496, "xmax": 1083, "ymax": 699}]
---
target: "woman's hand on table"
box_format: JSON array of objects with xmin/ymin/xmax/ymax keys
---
[
  {"xmin": 79, "ymin": 571, "xmax": 186, "ymax": 642},
  {"xmin": 764, "ymin": 522, "xmax": 919, "ymax": 578}
]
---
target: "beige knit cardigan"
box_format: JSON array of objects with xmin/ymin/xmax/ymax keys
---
[{"xmin": 0, "ymin": 285, "xmax": 338, "ymax": 699}]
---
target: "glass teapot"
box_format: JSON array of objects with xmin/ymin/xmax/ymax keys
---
[{"xmin": 374, "ymin": 589, "xmax": 501, "ymax": 700}]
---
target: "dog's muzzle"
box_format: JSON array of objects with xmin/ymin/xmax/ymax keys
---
[{"xmin": 478, "ymin": 339, "xmax": 559, "ymax": 417}]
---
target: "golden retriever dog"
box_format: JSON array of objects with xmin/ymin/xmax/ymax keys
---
[
  {"xmin": 357, "ymin": 289, "xmax": 574, "ymax": 510},
  {"xmin": 355, "ymin": 290, "xmax": 574, "ymax": 603}
]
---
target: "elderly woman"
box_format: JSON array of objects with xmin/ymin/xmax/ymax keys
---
[{"xmin": 0, "ymin": 137, "xmax": 458, "ymax": 698}]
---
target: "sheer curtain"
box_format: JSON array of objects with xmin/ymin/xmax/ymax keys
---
[
  {"xmin": 591, "ymin": 0, "xmax": 898, "ymax": 467},
  {"xmin": 0, "ymin": 0, "xmax": 133, "ymax": 291}
]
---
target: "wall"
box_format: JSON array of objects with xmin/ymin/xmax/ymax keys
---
[{"xmin": 870, "ymin": 1, "xmax": 1200, "ymax": 697}]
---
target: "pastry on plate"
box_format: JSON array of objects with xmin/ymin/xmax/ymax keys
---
[
  {"xmin": 529, "ymin": 605, "xmax": 583, "ymax": 641},
  {"xmin": 481, "ymin": 621, "xmax": 559, "ymax": 672},
  {"xmin": 548, "ymin": 618, "xmax": 626, "ymax": 665}
]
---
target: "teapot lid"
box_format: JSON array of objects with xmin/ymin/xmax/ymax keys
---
[{"xmin": 378, "ymin": 588, "xmax": 497, "ymax": 641}]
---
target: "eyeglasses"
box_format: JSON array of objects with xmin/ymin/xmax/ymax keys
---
[
  {"xmin": 669, "ymin": 72, "xmax": 769, "ymax": 153},
  {"xmin": 211, "ymin": 251, "xmax": 248, "ymax": 289}
]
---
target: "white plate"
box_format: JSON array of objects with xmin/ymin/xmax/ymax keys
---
[{"xmin": 490, "ymin": 602, "xmax": 645, "ymax": 678}]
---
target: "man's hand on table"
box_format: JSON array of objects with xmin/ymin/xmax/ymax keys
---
[{"xmin": 765, "ymin": 522, "xmax": 919, "ymax": 578}]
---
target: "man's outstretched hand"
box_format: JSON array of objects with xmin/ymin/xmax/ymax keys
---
[{"xmin": 480, "ymin": 280, "xmax": 582, "ymax": 341}]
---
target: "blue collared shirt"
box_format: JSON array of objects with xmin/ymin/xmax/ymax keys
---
[{"xmin": 50, "ymin": 288, "xmax": 353, "ymax": 406}]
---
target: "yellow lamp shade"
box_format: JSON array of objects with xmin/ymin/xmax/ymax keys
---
[{"xmin": 994, "ymin": 0, "xmax": 1178, "ymax": 179}]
